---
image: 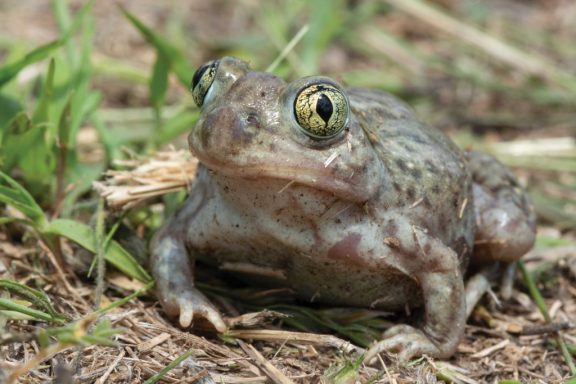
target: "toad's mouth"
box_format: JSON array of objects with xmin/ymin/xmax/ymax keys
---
[{"xmin": 193, "ymin": 153, "xmax": 374, "ymax": 204}]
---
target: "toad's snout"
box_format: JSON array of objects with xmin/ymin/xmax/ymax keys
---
[{"xmin": 189, "ymin": 105, "xmax": 260, "ymax": 157}]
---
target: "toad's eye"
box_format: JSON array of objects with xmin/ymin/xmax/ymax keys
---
[
  {"xmin": 191, "ymin": 60, "xmax": 219, "ymax": 107},
  {"xmin": 293, "ymin": 83, "xmax": 348, "ymax": 139}
]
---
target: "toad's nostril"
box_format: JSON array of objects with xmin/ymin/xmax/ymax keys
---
[{"xmin": 246, "ymin": 112, "xmax": 260, "ymax": 127}]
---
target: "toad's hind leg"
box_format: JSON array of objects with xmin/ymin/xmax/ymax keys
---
[{"xmin": 467, "ymin": 151, "xmax": 536, "ymax": 265}]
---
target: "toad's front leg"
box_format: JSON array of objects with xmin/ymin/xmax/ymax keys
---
[
  {"xmin": 150, "ymin": 215, "xmax": 226, "ymax": 333},
  {"xmin": 366, "ymin": 226, "xmax": 465, "ymax": 362}
]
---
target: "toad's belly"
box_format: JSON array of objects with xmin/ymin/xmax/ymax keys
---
[{"xmin": 207, "ymin": 253, "xmax": 423, "ymax": 310}]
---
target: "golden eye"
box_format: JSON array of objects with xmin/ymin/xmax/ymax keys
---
[
  {"xmin": 191, "ymin": 60, "xmax": 219, "ymax": 107},
  {"xmin": 293, "ymin": 83, "xmax": 348, "ymax": 139}
]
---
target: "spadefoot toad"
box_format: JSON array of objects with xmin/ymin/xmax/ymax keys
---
[{"xmin": 151, "ymin": 57, "xmax": 536, "ymax": 360}]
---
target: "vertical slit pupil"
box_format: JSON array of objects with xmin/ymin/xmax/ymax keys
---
[
  {"xmin": 316, "ymin": 94, "xmax": 333, "ymax": 124},
  {"xmin": 192, "ymin": 64, "xmax": 209, "ymax": 89}
]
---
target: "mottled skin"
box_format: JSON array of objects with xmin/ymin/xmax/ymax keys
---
[{"xmin": 151, "ymin": 57, "xmax": 536, "ymax": 360}]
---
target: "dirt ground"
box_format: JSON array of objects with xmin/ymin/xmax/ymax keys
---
[{"xmin": 1, "ymin": 1, "xmax": 575, "ymax": 383}]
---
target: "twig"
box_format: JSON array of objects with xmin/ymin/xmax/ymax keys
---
[
  {"xmin": 38, "ymin": 241, "xmax": 89, "ymax": 308},
  {"xmin": 94, "ymin": 348, "xmax": 125, "ymax": 384},
  {"xmin": 5, "ymin": 343, "xmax": 71, "ymax": 384},
  {"xmin": 521, "ymin": 322, "xmax": 575, "ymax": 335},
  {"xmin": 93, "ymin": 197, "xmax": 106, "ymax": 309},
  {"xmin": 238, "ymin": 340, "xmax": 295, "ymax": 384},
  {"xmin": 470, "ymin": 339, "xmax": 509, "ymax": 359},
  {"xmin": 228, "ymin": 329, "xmax": 363, "ymax": 354}
]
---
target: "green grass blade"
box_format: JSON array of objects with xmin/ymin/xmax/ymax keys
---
[
  {"xmin": 0, "ymin": 40, "xmax": 63, "ymax": 89},
  {"xmin": 151, "ymin": 53, "xmax": 170, "ymax": 112},
  {"xmin": 325, "ymin": 354, "xmax": 363, "ymax": 384},
  {"xmin": 266, "ymin": 24, "xmax": 310, "ymax": 73},
  {"xmin": 0, "ymin": 0, "xmax": 93, "ymax": 89},
  {"xmin": 6, "ymin": 111, "xmax": 32, "ymax": 135},
  {"xmin": 95, "ymin": 281, "xmax": 154, "ymax": 316},
  {"xmin": 2, "ymin": 112, "xmax": 33, "ymax": 171},
  {"xmin": 0, "ymin": 170, "xmax": 46, "ymax": 228},
  {"xmin": 57, "ymin": 97, "xmax": 72, "ymax": 151},
  {"xmin": 0, "ymin": 298, "xmax": 62, "ymax": 323},
  {"xmin": 32, "ymin": 58, "xmax": 55, "ymax": 124},
  {"xmin": 44, "ymin": 218, "xmax": 152, "ymax": 283},
  {"xmin": 2, "ymin": 61, "xmax": 57, "ymax": 195},
  {"xmin": 154, "ymin": 109, "xmax": 198, "ymax": 146},
  {"xmin": 143, "ymin": 348, "xmax": 196, "ymax": 384},
  {"xmin": 58, "ymin": 0, "xmax": 96, "ymax": 43},
  {"xmin": 53, "ymin": 0, "xmax": 78, "ymax": 67},
  {"xmin": 300, "ymin": 0, "xmax": 345, "ymax": 75},
  {"xmin": 14, "ymin": 59, "xmax": 58, "ymax": 192},
  {"xmin": 0, "ymin": 217, "xmax": 32, "ymax": 226},
  {"xmin": 0, "ymin": 279, "xmax": 67, "ymax": 321},
  {"xmin": 120, "ymin": 6, "xmax": 192, "ymax": 86}
]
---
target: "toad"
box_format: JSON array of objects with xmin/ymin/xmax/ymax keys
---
[{"xmin": 151, "ymin": 57, "xmax": 536, "ymax": 360}]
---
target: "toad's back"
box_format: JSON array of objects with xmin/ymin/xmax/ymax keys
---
[{"xmin": 348, "ymin": 87, "xmax": 475, "ymax": 265}]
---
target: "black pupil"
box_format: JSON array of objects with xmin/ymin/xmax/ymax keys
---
[
  {"xmin": 316, "ymin": 94, "xmax": 333, "ymax": 124},
  {"xmin": 192, "ymin": 64, "xmax": 209, "ymax": 89}
]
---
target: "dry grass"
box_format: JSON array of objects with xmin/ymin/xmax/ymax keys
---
[{"xmin": 1, "ymin": 238, "xmax": 575, "ymax": 382}]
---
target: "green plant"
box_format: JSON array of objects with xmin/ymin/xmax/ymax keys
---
[
  {"xmin": 0, "ymin": 170, "xmax": 150, "ymax": 282},
  {"xmin": 0, "ymin": 0, "xmax": 102, "ymax": 215}
]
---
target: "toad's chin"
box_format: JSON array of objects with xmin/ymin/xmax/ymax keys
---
[{"xmin": 193, "ymin": 153, "xmax": 379, "ymax": 204}]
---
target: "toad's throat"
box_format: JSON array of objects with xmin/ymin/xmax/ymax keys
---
[{"xmin": 193, "ymin": 153, "xmax": 373, "ymax": 203}]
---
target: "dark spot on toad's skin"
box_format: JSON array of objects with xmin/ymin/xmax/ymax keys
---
[
  {"xmin": 452, "ymin": 195, "xmax": 459, "ymax": 208},
  {"xmin": 431, "ymin": 184, "xmax": 440, "ymax": 194},
  {"xmin": 167, "ymin": 280, "xmax": 177, "ymax": 292},
  {"xmin": 399, "ymin": 141, "xmax": 415, "ymax": 153},
  {"xmin": 438, "ymin": 212, "xmax": 447, "ymax": 226},
  {"xmin": 425, "ymin": 255, "xmax": 441, "ymax": 272},
  {"xmin": 410, "ymin": 167, "xmax": 422, "ymax": 180},
  {"xmin": 385, "ymin": 219, "xmax": 398, "ymax": 235},
  {"xmin": 260, "ymin": 91, "xmax": 266, "ymax": 97},
  {"xmin": 406, "ymin": 187, "xmax": 415, "ymax": 201},
  {"xmin": 453, "ymin": 236, "xmax": 471, "ymax": 266},
  {"xmin": 425, "ymin": 160, "xmax": 437, "ymax": 173},
  {"xmin": 396, "ymin": 159, "xmax": 408, "ymax": 172},
  {"xmin": 392, "ymin": 182, "xmax": 402, "ymax": 193},
  {"xmin": 327, "ymin": 233, "xmax": 364, "ymax": 266},
  {"xmin": 422, "ymin": 196, "xmax": 432, "ymax": 209}
]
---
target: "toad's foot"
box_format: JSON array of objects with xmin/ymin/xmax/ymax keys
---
[
  {"xmin": 468, "ymin": 151, "xmax": 536, "ymax": 264},
  {"xmin": 366, "ymin": 224, "xmax": 466, "ymax": 362},
  {"xmin": 365, "ymin": 325, "xmax": 451, "ymax": 363},
  {"xmin": 151, "ymin": 219, "xmax": 227, "ymax": 333},
  {"xmin": 160, "ymin": 286, "xmax": 227, "ymax": 332}
]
